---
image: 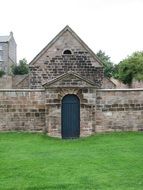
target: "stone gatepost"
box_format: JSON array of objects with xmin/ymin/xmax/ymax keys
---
[{"xmin": 45, "ymin": 88, "xmax": 61, "ymax": 137}]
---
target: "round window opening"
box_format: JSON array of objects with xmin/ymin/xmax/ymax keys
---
[{"xmin": 63, "ymin": 49, "xmax": 72, "ymax": 55}]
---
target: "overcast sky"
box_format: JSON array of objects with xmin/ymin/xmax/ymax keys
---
[{"xmin": 0, "ymin": 0, "xmax": 143, "ymax": 64}]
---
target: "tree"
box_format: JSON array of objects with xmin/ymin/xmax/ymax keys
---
[
  {"xmin": 113, "ymin": 51, "xmax": 143, "ymax": 85},
  {"xmin": 12, "ymin": 58, "xmax": 29, "ymax": 75},
  {"xmin": 0, "ymin": 70, "xmax": 5, "ymax": 77},
  {"xmin": 96, "ymin": 50, "xmax": 114, "ymax": 78}
]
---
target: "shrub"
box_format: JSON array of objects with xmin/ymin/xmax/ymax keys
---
[
  {"xmin": 12, "ymin": 58, "xmax": 29, "ymax": 75},
  {"xmin": 0, "ymin": 70, "xmax": 5, "ymax": 77}
]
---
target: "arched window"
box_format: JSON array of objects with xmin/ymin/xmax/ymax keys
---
[{"xmin": 63, "ymin": 49, "xmax": 72, "ymax": 55}]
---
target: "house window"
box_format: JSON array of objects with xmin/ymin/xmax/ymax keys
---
[{"xmin": 63, "ymin": 49, "xmax": 72, "ymax": 55}]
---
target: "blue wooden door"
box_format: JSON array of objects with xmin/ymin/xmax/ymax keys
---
[{"xmin": 61, "ymin": 95, "xmax": 80, "ymax": 139}]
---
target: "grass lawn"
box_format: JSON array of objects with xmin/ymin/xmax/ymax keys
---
[{"xmin": 0, "ymin": 132, "xmax": 143, "ymax": 190}]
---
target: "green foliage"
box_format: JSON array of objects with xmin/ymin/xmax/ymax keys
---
[
  {"xmin": 0, "ymin": 70, "xmax": 5, "ymax": 77},
  {"xmin": 96, "ymin": 50, "xmax": 114, "ymax": 78},
  {"xmin": 114, "ymin": 51, "xmax": 143, "ymax": 85},
  {"xmin": 0, "ymin": 132, "xmax": 143, "ymax": 189},
  {"xmin": 12, "ymin": 58, "xmax": 29, "ymax": 75}
]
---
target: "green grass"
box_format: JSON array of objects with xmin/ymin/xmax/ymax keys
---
[{"xmin": 0, "ymin": 132, "xmax": 143, "ymax": 190}]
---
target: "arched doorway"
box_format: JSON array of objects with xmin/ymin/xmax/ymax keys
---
[{"xmin": 61, "ymin": 94, "xmax": 80, "ymax": 139}]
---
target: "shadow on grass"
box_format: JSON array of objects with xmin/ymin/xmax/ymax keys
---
[
  {"xmin": 5, "ymin": 184, "xmax": 93, "ymax": 190},
  {"xmin": 26, "ymin": 184, "xmax": 93, "ymax": 190},
  {"xmin": 27, "ymin": 184, "xmax": 75, "ymax": 190}
]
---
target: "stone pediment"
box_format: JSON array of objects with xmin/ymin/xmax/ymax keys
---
[{"xmin": 42, "ymin": 71, "xmax": 95, "ymax": 88}]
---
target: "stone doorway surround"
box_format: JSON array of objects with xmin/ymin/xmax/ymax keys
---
[{"xmin": 42, "ymin": 71, "xmax": 97, "ymax": 138}]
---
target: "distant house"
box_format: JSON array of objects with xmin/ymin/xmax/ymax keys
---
[{"xmin": 0, "ymin": 32, "xmax": 17, "ymax": 73}]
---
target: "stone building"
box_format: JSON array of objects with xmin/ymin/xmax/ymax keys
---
[
  {"xmin": 0, "ymin": 26, "xmax": 143, "ymax": 138},
  {"xmin": 29, "ymin": 26, "xmax": 104, "ymax": 89},
  {"xmin": 0, "ymin": 32, "xmax": 17, "ymax": 74},
  {"xmin": 28, "ymin": 25, "xmax": 105, "ymax": 138},
  {"xmin": 26, "ymin": 25, "xmax": 120, "ymax": 138}
]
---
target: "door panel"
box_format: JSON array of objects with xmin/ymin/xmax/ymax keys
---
[{"xmin": 62, "ymin": 95, "xmax": 80, "ymax": 139}]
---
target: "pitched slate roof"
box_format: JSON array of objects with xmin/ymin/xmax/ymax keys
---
[
  {"xmin": 29, "ymin": 25, "xmax": 103, "ymax": 67},
  {"xmin": 0, "ymin": 32, "xmax": 14, "ymax": 43},
  {"xmin": 0, "ymin": 36, "xmax": 10, "ymax": 42}
]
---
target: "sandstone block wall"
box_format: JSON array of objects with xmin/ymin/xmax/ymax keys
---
[
  {"xmin": 101, "ymin": 77, "xmax": 116, "ymax": 89},
  {"xmin": 12, "ymin": 75, "xmax": 29, "ymax": 89},
  {"xmin": 131, "ymin": 80, "xmax": 143, "ymax": 88},
  {"xmin": 0, "ymin": 89, "xmax": 45, "ymax": 131},
  {"xmin": 0, "ymin": 88, "xmax": 143, "ymax": 137},
  {"xmin": 0, "ymin": 75, "xmax": 29, "ymax": 89},
  {"xmin": 29, "ymin": 30, "xmax": 103, "ymax": 89},
  {"xmin": 44, "ymin": 87, "xmax": 96, "ymax": 137},
  {"xmin": 30, "ymin": 52, "xmax": 103, "ymax": 89},
  {"xmin": 96, "ymin": 89, "xmax": 143, "ymax": 132},
  {"xmin": 0, "ymin": 75, "xmax": 12, "ymax": 89}
]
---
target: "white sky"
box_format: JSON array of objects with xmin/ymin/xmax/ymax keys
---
[{"xmin": 0, "ymin": 0, "xmax": 143, "ymax": 64}]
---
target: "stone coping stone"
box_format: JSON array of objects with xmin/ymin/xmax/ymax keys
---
[
  {"xmin": 98, "ymin": 88, "xmax": 143, "ymax": 92},
  {"xmin": 0, "ymin": 89, "xmax": 45, "ymax": 92},
  {"xmin": 0, "ymin": 88, "xmax": 143, "ymax": 92}
]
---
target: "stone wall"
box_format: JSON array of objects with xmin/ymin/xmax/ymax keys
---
[
  {"xmin": 0, "ymin": 75, "xmax": 12, "ymax": 89},
  {"xmin": 44, "ymin": 87, "xmax": 96, "ymax": 137},
  {"xmin": 96, "ymin": 89, "xmax": 143, "ymax": 132},
  {"xmin": 29, "ymin": 29, "xmax": 103, "ymax": 89},
  {"xmin": 30, "ymin": 52, "xmax": 103, "ymax": 89},
  {"xmin": 12, "ymin": 75, "xmax": 29, "ymax": 89},
  {"xmin": 131, "ymin": 80, "xmax": 143, "ymax": 88},
  {"xmin": 0, "ymin": 89, "xmax": 45, "ymax": 131},
  {"xmin": 0, "ymin": 88, "xmax": 143, "ymax": 137},
  {"xmin": 110, "ymin": 78, "xmax": 143, "ymax": 89},
  {"xmin": 101, "ymin": 77, "xmax": 116, "ymax": 89},
  {"xmin": 0, "ymin": 75, "xmax": 29, "ymax": 89}
]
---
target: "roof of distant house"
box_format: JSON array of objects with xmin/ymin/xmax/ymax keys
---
[
  {"xmin": 0, "ymin": 36, "xmax": 10, "ymax": 42},
  {"xmin": 0, "ymin": 32, "xmax": 13, "ymax": 42}
]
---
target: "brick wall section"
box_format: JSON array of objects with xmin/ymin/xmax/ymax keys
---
[
  {"xmin": 0, "ymin": 89, "xmax": 45, "ymax": 131},
  {"xmin": 96, "ymin": 89, "xmax": 143, "ymax": 132}
]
